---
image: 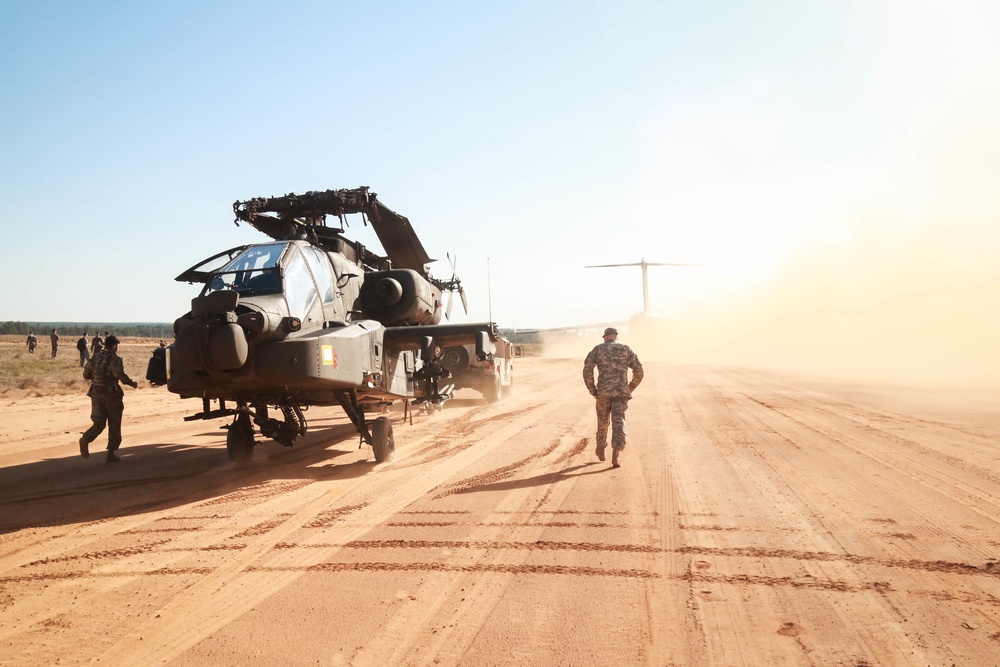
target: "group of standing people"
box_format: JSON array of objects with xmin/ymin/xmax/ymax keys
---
[
  {"xmin": 25, "ymin": 329, "xmax": 109, "ymax": 365},
  {"xmin": 25, "ymin": 328, "xmax": 61, "ymax": 358}
]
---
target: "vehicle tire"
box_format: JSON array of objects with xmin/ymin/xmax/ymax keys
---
[
  {"xmin": 502, "ymin": 374, "xmax": 514, "ymax": 398},
  {"xmin": 372, "ymin": 416, "xmax": 395, "ymax": 463},
  {"xmin": 440, "ymin": 346, "xmax": 470, "ymax": 373},
  {"xmin": 484, "ymin": 372, "xmax": 501, "ymax": 403}
]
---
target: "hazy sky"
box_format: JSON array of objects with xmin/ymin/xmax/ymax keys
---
[{"xmin": 3, "ymin": 1, "xmax": 998, "ymax": 381}]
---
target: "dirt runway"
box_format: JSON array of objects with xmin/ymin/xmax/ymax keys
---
[{"xmin": 1, "ymin": 358, "xmax": 999, "ymax": 666}]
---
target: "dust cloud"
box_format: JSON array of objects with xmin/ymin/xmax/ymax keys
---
[
  {"xmin": 663, "ymin": 255, "xmax": 1000, "ymax": 386},
  {"xmin": 547, "ymin": 78, "xmax": 1000, "ymax": 387},
  {"xmin": 545, "ymin": 239, "xmax": 999, "ymax": 386}
]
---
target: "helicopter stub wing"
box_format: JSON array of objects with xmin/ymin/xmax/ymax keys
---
[{"xmin": 383, "ymin": 322, "xmax": 501, "ymax": 353}]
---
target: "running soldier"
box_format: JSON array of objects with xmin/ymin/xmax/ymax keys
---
[
  {"xmin": 582, "ymin": 327, "xmax": 643, "ymax": 468},
  {"xmin": 79, "ymin": 335, "xmax": 139, "ymax": 463}
]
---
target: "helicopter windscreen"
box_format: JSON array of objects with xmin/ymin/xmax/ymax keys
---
[{"xmin": 203, "ymin": 243, "xmax": 286, "ymax": 296}]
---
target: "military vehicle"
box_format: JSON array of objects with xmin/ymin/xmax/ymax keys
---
[
  {"xmin": 166, "ymin": 187, "xmax": 505, "ymax": 463},
  {"xmin": 439, "ymin": 337, "xmax": 522, "ymax": 403}
]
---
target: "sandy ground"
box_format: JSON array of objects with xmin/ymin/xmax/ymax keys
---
[{"xmin": 1, "ymin": 358, "xmax": 999, "ymax": 666}]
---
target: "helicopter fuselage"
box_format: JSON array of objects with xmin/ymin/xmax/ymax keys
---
[{"xmin": 163, "ymin": 188, "xmax": 502, "ymax": 462}]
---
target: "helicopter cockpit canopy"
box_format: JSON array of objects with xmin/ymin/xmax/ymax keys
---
[
  {"xmin": 204, "ymin": 243, "xmax": 286, "ymax": 297},
  {"xmin": 195, "ymin": 241, "xmax": 347, "ymax": 323}
]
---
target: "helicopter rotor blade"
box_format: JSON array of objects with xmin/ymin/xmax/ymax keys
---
[
  {"xmin": 460, "ymin": 288, "xmax": 468, "ymax": 315},
  {"xmin": 446, "ymin": 290, "xmax": 454, "ymax": 320}
]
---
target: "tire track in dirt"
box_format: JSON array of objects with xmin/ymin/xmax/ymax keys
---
[
  {"xmin": 686, "ymin": 373, "xmax": 988, "ymax": 564},
  {"xmin": 347, "ymin": 377, "xmax": 607, "ymax": 666},
  {"xmin": 645, "ymin": 368, "xmax": 999, "ymax": 666},
  {"xmin": 231, "ymin": 514, "xmax": 294, "ymax": 539},
  {"xmin": 552, "ymin": 437, "xmax": 589, "ymax": 464},
  {"xmin": 0, "ymin": 474, "xmax": 361, "ymax": 648},
  {"xmin": 195, "ymin": 479, "xmax": 315, "ymax": 507},
  {"xmin": 302, "ymin": 502, "xmax": 369, "ymax": 528},
  {"xmin": 386, "ymin": 519, "xmax": 642, "ymax": 528},
  {"xmin": 21, "ymin": 540, "xmax": 171, "ymax": 567},
  {"xmin": 94, "ymin": 377, "xmax": 585, "ymax": 665},
  {"xmin": 430, "ymin": 434, "xmax": 566, "ymax": 499},
  {"xmin": 749, "ymin": 389, "xmax": 1000, "ymax": 495},
  {"xmin": 391, "ymin": 403, "xmax": 540, "ymax": 471},
  {"xmin": 0, "ymin": 567, "xmax": 216, "ymax": 583},
  {"xmin": 731, "ymin": 382, "xmax": 1000, "ymax": 575},
  {"xmin": 10, "ymin": 555, "xmax": 999, "ymax": 608},
  {"xmin": 247, "ymin": 561, "xmax": 658, "ymax": 578}
]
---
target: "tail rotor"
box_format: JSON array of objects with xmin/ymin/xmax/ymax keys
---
[{"xmin": 442, "ymin": 253, "xmax": 467, "ymax": 321}]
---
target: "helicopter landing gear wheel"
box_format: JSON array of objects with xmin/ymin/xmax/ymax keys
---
[
  {"xmin": 371, "ymin": 416, "xmax": 394, "ymax": 463},
  {"xmin": 226, "ymin": 412, "xmax": 254, "ymax": 462}
]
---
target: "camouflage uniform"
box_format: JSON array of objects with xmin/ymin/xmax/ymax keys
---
[
  {"xmin": 26, "ymin": 333, "xmax": 37, "ymax": 353},
  {"xmin": 80, "ymin": 347, "xmax": 137, "ymax": 458},
  {"xmin": 77, "ymin": 335, "xmax": 91, "ymax": 367},
  {"xmin": 582, "ymin": 340, "xmax": 643, "ymax": 452},
  {"xmin": 50, "ymin": 330, "xmax": 59, "ymax": 358},
  {"xmin": 91, "ymin": 334, "xmax": 103, "ymax": 354}
]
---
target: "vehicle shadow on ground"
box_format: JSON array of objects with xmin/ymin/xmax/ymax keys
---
[
  {"xmin": 447, "ymin": 462, "xmax": 610, "ymax": 496},
  {"xmin": 0, "ymin": 420, "xmax": 383, "ymax": 532}
]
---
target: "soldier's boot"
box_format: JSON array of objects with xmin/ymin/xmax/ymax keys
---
[
  {"xmin": 79, "ymin": 437, "xmax": 89, "ymax": 459},
  {"xmin": 595, "ymin": 444, "xmax": 606, "ymax": 461},
  {"xmin": 611, "ymin": 449, "xmax": 621, "ymax": 468},
  {"xmin": 106, "ymin": 451, "xmax": 120, "ymax": 463}
]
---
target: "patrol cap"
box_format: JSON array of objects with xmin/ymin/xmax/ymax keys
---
[
  {"xmin": 603, "ymin": 327, "xmax": 618, "ymax": 336},
  {"xmin": 105, "ymin": 335, "xmax": 120, "ymax": 347}
]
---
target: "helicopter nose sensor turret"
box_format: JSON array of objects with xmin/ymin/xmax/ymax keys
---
[{"xmin": 172, "ymin": 290, "xmax": 250, "ymax": 372}]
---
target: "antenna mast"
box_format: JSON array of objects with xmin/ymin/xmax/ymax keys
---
[{"xmin": 487, "ymin": 257, "xmax": 493, "ymax": 323}]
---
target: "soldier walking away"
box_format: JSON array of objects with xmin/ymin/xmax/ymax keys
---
[
  {"xmin": 26, "ymin": 331, "xmax": 37, "ymax": 353},
  {"xmin": 50, "ymin": 329, "xmax": 59, "ymax": 358},
  {"xmin": 582, "ymin": 327, "xmax": 644, "ymax": 468},
  {"xmin": 79, "ymin": 335, "xmax": 139, "ymax": 463},
  {"xmin": 91, "ymin": 331, "xmax": 104, "ymax": 355},
  {"xmin": 77, "ymin": 332, "xmax": 91, "ymax": 367}
]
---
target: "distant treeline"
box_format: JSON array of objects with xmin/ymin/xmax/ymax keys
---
[
  {"xmin": 4, "ymin": 321, "xmax": 531, "ymax": 340},
  {"xmin": 0, "ymin": 321, "xmax": 174, "ymax": 338}
]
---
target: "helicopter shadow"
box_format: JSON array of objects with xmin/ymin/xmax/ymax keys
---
[{"xmin": 0, "ymin": 420, "xmax": 382, "ymax": 533}]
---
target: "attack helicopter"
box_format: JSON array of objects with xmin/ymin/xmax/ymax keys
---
[{"xmin": 164, "ymin": 187, "xmax": 503, "ymax": 463}]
